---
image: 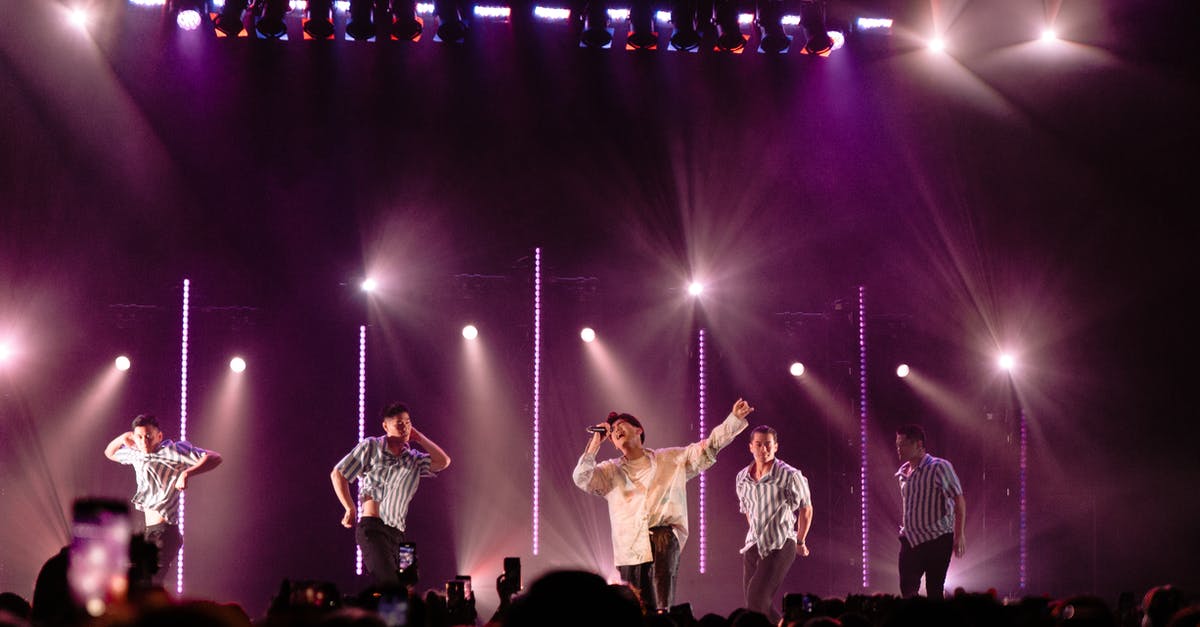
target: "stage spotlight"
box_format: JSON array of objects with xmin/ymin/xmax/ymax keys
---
[
  {"xmin": 302, "ymin": 0, "xmax": 335, "ymax": 39},
  {"xmin": 167, "ymin": 0, "xmax": 206, "ymax": 29},
  {"xmin": 115, "ymin": 356, "xmax": 132, "ymax": 371},
  {"xmin": 255, "ymin": 0, "xmax": 290, "ymax": 38},
  {"xmin": 345, "ymin": 0, "xmax": 376, "ymax": 40},
  {"xmin": 68, "ymin": 7, "xmax": 90, "ymax": 29},
  {"xmin": 462, "ymin": 324, "xmax": 479, "ymax": 340},
  {"xmin": 896, "ymin": 363, "xmax": 910, "ymax": 378},
  {"xmin": 928, "ymin": 36, "xmax": 945, "ymax": 52},
  {"xmin": 533, "ymin": 6, "xmax": 570, "ymax": 19},
  {"xmin": 580, "ymin": 1, "xmax": 613, "ymax": 48},
  {"xmin": 212, "ymin": 0, "xmax": 249, "ymax": 36},
  {"xmin": 177, "ymin": 7, "xmax": 203, "ymax": 28},
  {"xmin": 797, "ymin": 0, "xmax": 833, "ymax": 55},
  {"xmin": 755, "ymin": 0, "xmax": 790, "ymax": 53},
  {"xmin": 0, "ymin": 343, "xmax": 12, "ymax": 363},
  {"xmin": 687, "ymin": 281, "xmax": 705, "ymax": 296},
  {"xmin": 361, "ymin": 278, "xmax": 378, "ymax": 292},
  {"xmin": 1040, "ymin": 28, "xmax": 1057, "ymax": 42},
  {"xmin": 789, "ymin": 362, "xmax": 805, "ymax": 377},
  {"xmin": 997, "ymin": 353, "xmax": 1015, "ymax": 372},
  {"xmin": 580, "ymin": 327, "xmax": 596, "ymax": 343},
  {"xmin": 230, "ymin": 357, "xmax": 247, "ymax": 373}
]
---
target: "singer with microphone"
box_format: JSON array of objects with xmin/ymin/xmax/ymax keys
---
[{"xmin": 573, "ymin": 398, "xmax": 754, "ymax": 612}]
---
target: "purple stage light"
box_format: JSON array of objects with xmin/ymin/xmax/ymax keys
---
[
  {"xmin": 858, "ymin": 285, "xmax": 869, "ymax": 588},
  {"xmin": 687, "ymin": 281, "xmax": 704, "ymax": 296},
  {"xmin": 532, "ymin": 248, "xmax": 542, "ymax": 555},
  {"xmin": 473, "ymin": 5, "xmax": 510, "ymax": 18},
  {"xmin": 896, "ymin": 363, "xmax": 909, "ymax": 378},
  {"xmin": 462, "ymin": 325, "xmax": 479, "ymax": 340},
  {"xmin": 1019, "ymin": 409, "xmax": 1028, "ymax": 591},
  {"xmin": 68, "ymin": 8, "xmax": 90, "ymax": 29},
  {"xmin": 115, "ymin": 355, "xmax": 131, "ymax": 371},
  {"xmin": 230, "ymin": 357, "xmax": 247, "ymax": 373},
  {"xmin": 580, "ymin": 327, "xmax": 596, "ymax": 343},
  {"xmin": 361, "ymin": 278, "xmax": 377, "ymax": 292},
  {"xmin": 533, "ymin": 6, "xmax": 570, "ymax": 20},
  {"xmin": 1040, "ymin": 28, "xmax": 1057, "ymax": 42},
  {"xmin": 998, "ymin": 353, "xmax": 1016, "ymax": 372},
  {"xmin": 606, "ymin": 8, "xmax": 629, "ymax": 20},
  {"xmin": 357, "ymin": 325, "xmax": 366, "ymax": 575},
  {"xmin": 176, "ymin": 9, "xmax": 202, "ymax": 29},
  {"xmin": 177, "ymin": 279, "xmax": 190, "ymax": 595},
  {"xmin": 697, "ymin": 328, "xmax": 707, "ymax": 573},
  {"xmin": 928, "ymin": 37, "xmax": 946, "ymax": 52},
  {"xmin": 0, "ymin": 343, "xmax": 10, "ymax": 363},
  {"xmin": 789, "ymin": 361, "xmax": 805, "ymax": 377}
]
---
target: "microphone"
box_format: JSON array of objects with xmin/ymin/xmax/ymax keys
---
[{"xmin": 586, "ymin": 426, "xmax": 608, "ymax": 435}]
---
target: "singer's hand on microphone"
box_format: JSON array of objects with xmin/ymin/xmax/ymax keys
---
[{"xmin": 587, "ymin": 423, "xmax": 610, "ymax": 438}]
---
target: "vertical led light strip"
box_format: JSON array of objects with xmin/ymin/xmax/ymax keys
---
[
  {"xmin": 1019, "ymin": 408, "xmax": 1028, "ymax": 591},
  {"xmin": 356, "ymin": 325, "xmax": 367, "ymax": 575},
  {"xmin": 697, "ymin": 327, "xmax": 707, "ymax": 573},
  {"xmin": 858, "ymin": 285, "xmax": 869, "ymax": 589},
  {"xmin": 177, "ymin": 278, "xmax": 190, "ymax": 595},
  {"xmin": 531, "ymin": 248, "xmax": 542, "ymax": 555}
]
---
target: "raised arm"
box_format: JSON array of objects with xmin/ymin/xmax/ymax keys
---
[
  {"xmin": 410, "ymin": 427, "xmax": 451, "ymax": 472},
  {"xmin": 104, "ymin": 432, "xmax": 135, "ymax": 461},
  {"xmin": 573, "ymin": 423, "xmax": 613, "ymax": 495}
]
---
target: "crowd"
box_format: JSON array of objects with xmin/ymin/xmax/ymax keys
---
[{"xmin": 2, "ymin": 565, "xmax": 1198, "ymax": 627}]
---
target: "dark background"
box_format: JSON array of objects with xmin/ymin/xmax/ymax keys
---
[{"xmin": 2, "ymin": 0, "xmax": 1197, "ymax": 618}]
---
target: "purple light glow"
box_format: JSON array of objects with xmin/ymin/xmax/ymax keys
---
[
  {"xmin": 176, "ymin": 9, "xmax": 202, "ymax": 30},
  {"xmin": 357, "ymin": 325, "xmax": 366, "ymax": 575},
  {"xmin": 998, "ymin": 353, "xmax": 1016, "ymax": 371},
  {"xmin": 462, "ymin": 325, "xmax": 478, "ymax": 340},
  {"xmin": 896, "ymin": 363, "xmax": 910, "ymax": 378},
  {"xmin": 789, "ymin": 361, "xmax": 805, "ymax": 377},
  {"xmin": 858, "ymin": 286, "xmax": 869, "ymax": 588},
  {"xmin": 1019, "ymin": 409, "xmax": 1028, "ymax": 591},
  {"xmin": 178, "ymin": 279, "xmax": 190, "ymax": 595},
  {"xmin": 115, "ymin": 355, "xmax": 131, "ymax": 371},
  {"xmin": 698, "ymin": 328, "xmax": 706, "ymax": 574},
  {"xmin": 532, "ymin": 6, "xmax": 570, "ymax": 20},
  {"xmin": 688, "ymin": 281, "xmax": 704, "ymax": 296},
  {"xmin": 532, "ymin": 248, "xmax": 542, "ymax": 555},
  {"xmin": 230, "ymin": 357, "xmax": 246, "ymax": 373},
  {"xmin": 580, "ymin": 327, "xmax": 596, "ymax": 343}
]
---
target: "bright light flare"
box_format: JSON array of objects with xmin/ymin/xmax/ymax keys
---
[
  {"xmin": 687, "ymin": 281, "xmax": 704, "ymax": 296},
  {"xmin": 580, "ymin": 327, "xmax": 596, "ymax": 343},
  {"xmin": 533, "ymin": 6, "xmax": 570, "ymax": 20},
  {"xmin": 0, "ymin": 343, "xmax": 12, "ymax": 363},
  {"xmin": 928, "ymin": 37, "xmax": 946, "ymax": 52},
  {"xmin": 997, "ymin": 353, "xmax": 1016, "ymax": 372},
  {"xmin": 176, "ymin": 9, "xmax": 202, "ymax": 30},
  {"xmin": 1040, "ymin": 28, "xmax": 1057, "ymax": 42},
  {"xmin": 473, "ymin": 5, "xmax": 510, "ymax": 18},
  {"xmin": 360, "ymin": 278, "xmax": 377, "ymax": 292},
  {"xmin": 115, "ymin": 355, "xmax": 132, "ymax": 371},
  {"xmin": 68, "ymin": 7, "xmax": 90, "ymax": 29},
  {"xmin": 789, "ymin": 362, "xmax": 805, "ymax": 377},
  {"xmin": 230, "ymin": 357, "xmax": 247, "ymax": 373},
  {"xmin": 896, "ymin": 363, "xmax": 910, "ymax": 378},
  {"xmin": 462, "ymin": 325, "xmax": 479, "ymax": 340}
]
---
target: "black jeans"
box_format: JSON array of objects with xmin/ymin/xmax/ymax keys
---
[
  {"xmin": 144, "ymin": 522, "xmax": 183, "ymax": 587},
  {"xmin": 743, "ymin": 539, "xmax": 796, "ymax": 623},
  {"xmin": 357, "ymin": 517, "xmax": 407, "ymax": 587},
  {"xmin": 617, "ymin": 526, "xmax": 681, "ymax": 611},
  {"xmin": 898, "ymin": 533, "xmax": 954, "ymax": 599}
]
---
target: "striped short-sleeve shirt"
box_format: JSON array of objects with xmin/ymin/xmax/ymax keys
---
[
  {"xmin": 335, "ymin": 436, "xmax": 434, "ymax": 531},
  {"xmin": 112, "ymin": 439, "xmax": 208, "ymax": 524},
  {"xmin": 896, "ymin": 453, "xmax": 963, "ymax": 546},
  {"xmin": 736, "ymin": 458, "xmax": 811, "ymax": 557}
]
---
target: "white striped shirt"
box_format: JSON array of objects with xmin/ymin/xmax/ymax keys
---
[
  {"xmin": 112, "ymin": 439, "xmax": 208, "ymax": 524},
  {"xmin": 896, "ymin": 453, "xmax": 963, "ymax": 546},
  {"xmin": 736, "ymin": 458, "xmax": 811, "ymax": 557},
  {"xmin": 573, "ymin": 413, "xmax": 749, "ymax": 566},
  {"xmin": 336, "ymin": 436, "xmax": 434, "ymax": 531}
]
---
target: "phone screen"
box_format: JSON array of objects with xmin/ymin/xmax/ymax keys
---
[
  {"xmin": 397, "ymin": 543, "xmax": 416, "ymax": 571},
  {"xmin": 503, "ymin": 557, "xmax": 521, "ymax": 591},
  {"xmin": 68, "ymin": 499, "xmax": 131, "ymax": 617}
]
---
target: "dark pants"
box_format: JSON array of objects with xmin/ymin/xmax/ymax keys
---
[
  {"xmin": 357, "ymin": 516, "xmax": 407, "ymax": 587},
  {"xmin": 899, "ymin": 533, "xmax": 954, "ymax": 599},
  {"xmin": 617, "ymin": 526, "xmax": 681, "ymax": 611},
  {"xmin": 743, "ymin": 539, "xmax": 796, "ymax": 623},
  {"xmin": 145, "ymin": 522, "xmax": 183, "ymax": 587}
]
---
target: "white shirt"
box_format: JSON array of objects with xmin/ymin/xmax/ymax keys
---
[{"xmin": 573, "ymin": 413, "xmax": 748, "ymax": 566}]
